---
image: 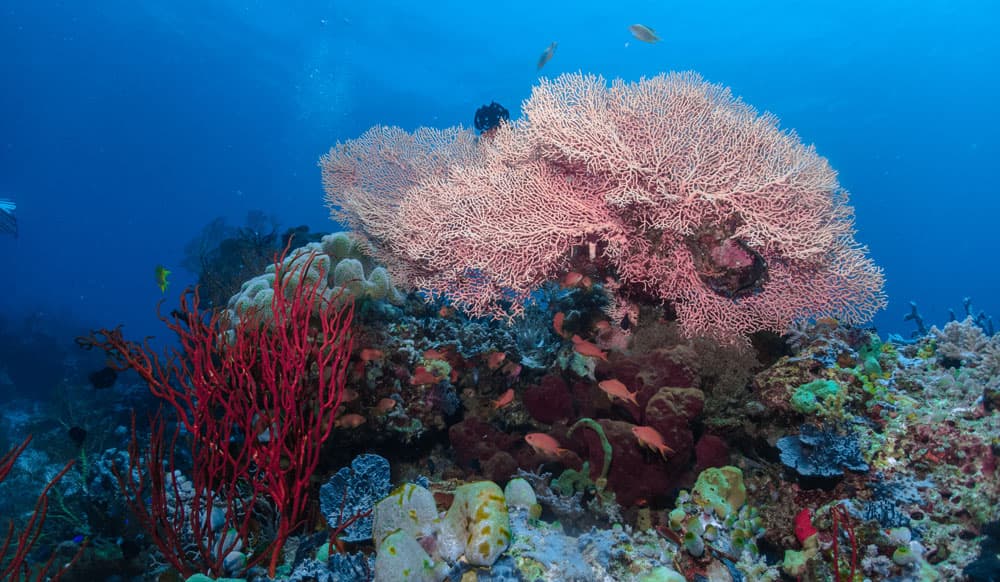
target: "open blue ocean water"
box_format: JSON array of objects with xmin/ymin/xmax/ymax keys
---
[{"xmin": 1, "ymin": 0, "xmax": 996, "ymax": 341}]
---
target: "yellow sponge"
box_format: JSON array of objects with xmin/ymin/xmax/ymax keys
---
[{"xmin": 438, "ymin": 481, "xmax": 511, "ymax": 566}]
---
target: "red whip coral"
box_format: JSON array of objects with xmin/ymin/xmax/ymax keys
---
[
  {"xmin": 321, "ymin": 72, "xmax": 885, "ymax": 342},
  {"xmin": 79, "ymin": 251, "xmax": 354, "ymax": 577}
]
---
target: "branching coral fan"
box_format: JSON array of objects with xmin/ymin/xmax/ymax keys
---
[{"xmin": 321, "ymin": 72, "xmax": 886, "ymax": 343}]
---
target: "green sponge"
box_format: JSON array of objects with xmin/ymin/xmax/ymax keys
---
[
  {"xmin": 638, "ymin": 567, "xmax": 686, "ymax": 582},
  {"xmin": 372, "ymin": 481, "xmax": 513, "ymax": 574},
  {"xmin": 692, "ymin": 466, "xmax": 746, "ymax": 519},
  {"xmin": 790, "ymin": 379, "xmax": 844, "ymax": 416}
]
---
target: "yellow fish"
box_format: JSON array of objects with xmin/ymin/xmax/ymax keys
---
[{"xmin": 154, "ymin": 265, "xmax": 171, "ymax": 293}]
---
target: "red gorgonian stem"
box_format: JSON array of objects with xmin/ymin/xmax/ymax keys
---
[
  {"xmin": 80, "ymin": 248, "xmax": 354, "ymax": 577},
  {"xmin": 1, "ymin": 435, "xmax": 86, "ymax": 581}
]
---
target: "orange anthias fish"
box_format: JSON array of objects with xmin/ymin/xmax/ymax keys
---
[
  {"xmin": 553, "ymin": 311, "xmax": 566, "ymax": 337},
  {"xmin": 561, "ymin": 271, "xmax": 584, "ymax": 288},
  {"xmin": 410, "ymin": 365, "xmax": 442, "ymax": 385},
  {"xmin": 375, "ymin": 398, "xmax": 397, "ymax": 414},
  {"xmin": 537, "ymin": 41, "xmax": 557, "ymax": 70},
  {"xmin": 423, "ymin": 349, "xmax": 449, "ymax": 361},
  {"xmin": 632, "ymin": 425, "xmax": 675, "ymax": 460},
  {"xmin": 336, "ymin": 414, "xmax": 367, "ymax": 429},
  {"xmin": 487, "ymin": 351, "xmax": 506, "ymax": 370},
  {"xmin": 525, "ymin": 433, "xmax": 568, "ymax": 458},
  {"xmin": 501, "ymin": 361, "xmax": 522, "ymax": 379},
  {"xmin": 571, "ymin": 334, "xmax": 608, "ymax": 361},
  {"xmin": 359, "ymin": 348, "xmax": 384, "ymax": 362},
  {"xmin": 628, "ymin": 24, "xmax": 661, "ymax": 44},
  {"xmin": 560, "ymin": 271, "xmax": 593, "ymax": 289},
  {"xmin": 493, "ymin": 388, "xmax": 515, "ymax": 409},
  {"xmin": 598, "ymin": 378, "xmax": 639, "ymax": 407}
]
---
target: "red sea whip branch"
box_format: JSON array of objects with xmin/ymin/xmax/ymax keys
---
[
  {"xmin": 80, "ymin": 250, "xmax": 354, "ymax": 577},
  {"xmin": 1, "ymin": 435, "xmax": 86, "ymax": 581},
  {"xmin": 244, "ymin": 252, "xmax": 355, "ymax": 576},
  {"xmin": 831, "ymin": 503, "xmax": 857, "ymax": 582}
]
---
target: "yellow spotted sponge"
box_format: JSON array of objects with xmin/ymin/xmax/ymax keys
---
[
  {"xmin": 372, "ymin": 483, "xmax": 439, "ymax": 547},
  {"xmin": 374, "ymin": 530, "xmax": 448, "ymax": 582},
  {"xmin": 437, "ymin": 481, "xmax": 512, "ymax": 566}
]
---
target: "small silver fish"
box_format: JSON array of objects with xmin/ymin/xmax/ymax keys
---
[
  {"xmin": 628, "ymin": 24, "xmax": 660, "ymax": 44},
  {"xmin": 537, "ymin": 41, "xmax": 557, "ymax": 70}
]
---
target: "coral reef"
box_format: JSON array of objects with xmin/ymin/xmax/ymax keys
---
[
  {"xmin": 6, "ymin": 254, "xmax": 998, "ymax": 581},
  {"xmin": 6, "ymin": 61, "xmax": 997, "ymax": 576}
]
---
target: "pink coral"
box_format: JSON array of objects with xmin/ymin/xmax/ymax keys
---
[{"xmin": 321, "ymin": 72, "xmax": 885, "ymax": 342}]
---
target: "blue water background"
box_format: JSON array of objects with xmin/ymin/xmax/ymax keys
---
[{"xmin": 1, "ymin": 0, "xmax": 997, "ymax": 346}]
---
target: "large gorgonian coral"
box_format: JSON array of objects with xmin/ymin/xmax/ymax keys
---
[{"xmin": 321, "ymin": 72, "xmax": 885, "ymax": 343}]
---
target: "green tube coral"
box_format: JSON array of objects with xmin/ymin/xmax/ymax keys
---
[{"xmin": 568, "ymin": 417, "xmax": 612, "ymax": 489}]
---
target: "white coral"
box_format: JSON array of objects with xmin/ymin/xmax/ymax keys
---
[{"xmin": 930, "ymin": 317, "xmax": 988, "ymax": 366}]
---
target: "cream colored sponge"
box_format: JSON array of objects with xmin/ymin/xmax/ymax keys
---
[
  {"xmin": 371, "ymin": 480, "xmax": 513, "ymax": 577},
  {"xmin": 374, "ymin": 531, "xmax": 448, "ymax": 582},
  {"xmin": 437, "ymin": 481, "xmax": 512, "ymax": 566},
  {"xmin": 372, "ymin": 483, "xmax": 439, "ymax": 547}
]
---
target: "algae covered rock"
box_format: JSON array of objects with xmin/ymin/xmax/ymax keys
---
[{"xmin": 319, "ymin": 453, "xmax": 391, "ymax": 543}]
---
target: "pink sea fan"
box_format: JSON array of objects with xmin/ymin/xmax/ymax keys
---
[
  {"xmin": 521, "ymin": 72, "xmax": 853, "ymax": 259},
  {"xmin": 320, "ymin": 125, "xmax": 479, "ymax": 285},
  {"xmin": 320, "ymin": 72, "xmax": 886, "ymax": 343},
  {"xmin": 393, "ymin": 125, "xmax": 624, "ymax": 319}
]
